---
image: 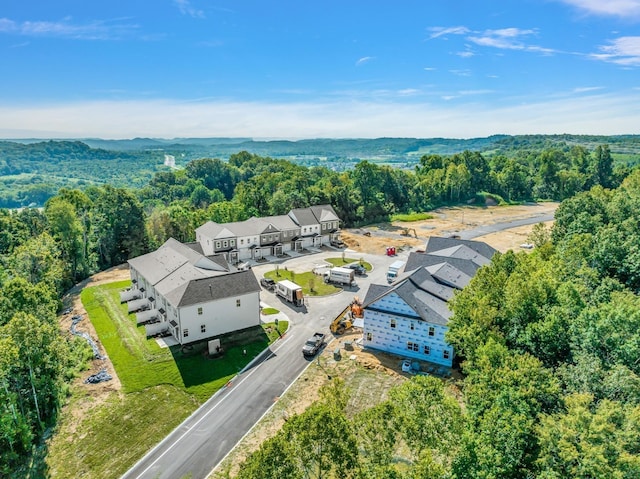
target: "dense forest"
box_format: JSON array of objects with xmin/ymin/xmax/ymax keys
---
[
  {"xmin": 1, "ymin": 134, "xmax": 639, "ymax": 208},
  {"xmin": 0, "ymin": 143, "xmax": 638, "ymax": 476}
]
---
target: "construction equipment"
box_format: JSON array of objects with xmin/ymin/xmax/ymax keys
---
[{"xmin": 330, "ymin": 297, "xmax": 364, "ymax": 335}]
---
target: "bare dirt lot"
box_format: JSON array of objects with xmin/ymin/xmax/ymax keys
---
[{"xmin": 340, "ymin": 202, "xmax": 558, "ymax": 255}]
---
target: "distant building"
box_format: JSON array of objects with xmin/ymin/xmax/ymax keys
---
[
  {"xmin": 361, "ymin": 237, "xmax": 497, "ymax": 368},
  {"xmin": 123, "ymin": 238, "xmax": 261, "ymax": 345},
  {"xmin": 196, "ymin": 204, "xmax": 342, "ymax": 263}
]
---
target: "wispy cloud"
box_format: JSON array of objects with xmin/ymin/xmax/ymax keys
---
[
  {"xmin": 1, "ymin": 91, "xmax": 638, "ymax": 139},
  {"xmin": 0, "ymin": 17, "xmax": 138, "ymax": 40},
  {"xmin": 591, "ymin": 36, "xmax": 640, "ymax": 66},
  {"xmin": 573, "ymin": 86, "xmax": 604, "ymax": 93},
  {"xmin": 430, "ymin": 25, "xmax": 557, "ymax": 56},
  {"xmin": 558, "ymin": 0, "xmax": 640, "ymax": 18},
  {"xmin": 468, "ymin": 27, "xmax": 551, "ymax": 52},
  {"xmin": 428, "ymin": 26, "xmax": 469, "ymax": 39},
  {"xmin": 174, "ymin": 0, "xmax": 205, "ymax": 19},
  {"xmin": 449, "ymin": 69, "xmax": 472, "ymax": 77},
  {"xmin": 356, "ymin": 56, "xmax": 375, "ymax": 66}
]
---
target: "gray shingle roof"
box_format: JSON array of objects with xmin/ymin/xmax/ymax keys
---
[
  {"xmin": 288, "ymin": 208, "xmax": 319, "ymax": 226},
  {"xmin": 424, "ymin": 236, "xmax": 497, "ymax": 259},
  {"xmin": 128, "ymin": 238, "xmax": 259, "ymax": 308},
  {"xmin": 309, "ymin": 204, "xmax": 339, "ymax": 223},
  {"xmin": 363, "ymin": 237, "xmax": 495, "ymax": 327},
  {"xmin": 174, "ymin": 270, "xmax": 260, "ymax": 307}
]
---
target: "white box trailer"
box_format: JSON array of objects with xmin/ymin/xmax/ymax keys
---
[
  {"xmin": 387, "ymin": 260, "xmax": 405, "ymax": 283},
  {"xmin": 324, "ymin": 266, "xmax": 355, "ymax": 286},
  {"xmin": 276, "ymin": 279, "xmax": 304, "ymax": 306}
]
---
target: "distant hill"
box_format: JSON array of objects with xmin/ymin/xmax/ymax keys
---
[{"xmin": 1, "ymin": 134, "xmax": 639, "ymax": 208}]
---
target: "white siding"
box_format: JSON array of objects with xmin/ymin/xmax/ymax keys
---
[
  {"xmin": 362, "ymin": 293, "xmax": 453, "ymax": 367},
  {"xmin": 177, "ymin": 292, "xmax": 261, "ymax": 344}
]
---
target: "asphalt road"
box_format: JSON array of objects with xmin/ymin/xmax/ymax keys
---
[
  {"xmin": 121, "ymin": 250, "xmax": 395, "ymax": 479},
  {"xmin": 121, "ymin": 211, "xmax": 556, "ymax": 479}
]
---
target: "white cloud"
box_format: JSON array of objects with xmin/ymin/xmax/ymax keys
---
[
  {"xmin": 468, "ymin": 28, "xmax": 539, "ymax": 50},
  {"xmin": 573, "ymin": 86, "xmax": 604, "ymax": 93},
  {"xmin": 592, "ymin": 36, "xmax": 640, "ymax": 66},
  {"xmin": 0, "ymin": 17, "xmax": 138, "ymax": 40},
  {"xmin": 174, "ymin": 0, "xmax": 205, "ymax": 19},
  {"xmin": 456, "ymin": 51, "xmax": 475, "ymax": 58},
  {"xmin": 1, "ymin": 92, "xmax": 637, "ymax": 139},
  {"xmin": 356, "ymin": 56, "xmax": 375, "ymax": 66},
  {"xmin": 558, "ymin": 0, "xmax": 640, "ymax": 18},
  {"xmin": 428, "ymin": 26, "xmax": 469, "ymax": 39}
]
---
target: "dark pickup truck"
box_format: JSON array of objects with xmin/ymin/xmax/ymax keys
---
[
  {"xmin": 302, "ymin": 332, "xmax": 326, "ymax": 357},
  {"xmin": 260, "ymin": 277, "xmax": 276, "ymax": 291}
]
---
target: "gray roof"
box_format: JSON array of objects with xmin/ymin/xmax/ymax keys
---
[
  {"xmin": 173, "ymin": 270, "xmax": 260, "ymax": 307},
  {"xmin": 268, "ymin": 214, "xmax": 299, "ymax": 231},
  {"xmin": 405, "ymin": 251, "xmax": 483, "ymax": 277},
  {"xmin": 363, "ymin": 283, "xmax": 391, "ymax": 305},
  {"xmin": 309, "ymin": 204, "xmax": 340, "ymax": 223},
  {"xmin": 197, "ymin": 205, "xmax": 340, "ymax": 241},
  {"xmin": 425, "ymin": 236, "xmax": 497, "ymax": 259},
  {"xmin": 425, "ymin": 262, "xmax": 473, "ymax": 289},
  {"xmin": 128, "ymin": 238, "xmax": 226, "ymax": 286},
  {"xmin": 363, "ymin": 237, "xmax": 495, "ymax": 327},
  {"xmin": 128, "ymin": 238, "xmax": 258, "ymax": 308},
  {"xmin": 288, "ymin": 207, "xmax": 319, "ymax": 226}
]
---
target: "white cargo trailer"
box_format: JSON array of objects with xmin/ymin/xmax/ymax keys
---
[{"xmin": 275, "ymin": 280, "xmax": 304, "ymax": 306}]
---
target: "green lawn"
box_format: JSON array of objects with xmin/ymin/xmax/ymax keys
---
[
  {"xmin": 264, "ymin": 269, "xmax": 339, "ymax": 296},
  {"xmin": 325, "ymin": 257, "xmax": 372, "ymax": 271},
  {"xmin": 82, "ymin": 280, "xmax": 279, "ymax": 402}
]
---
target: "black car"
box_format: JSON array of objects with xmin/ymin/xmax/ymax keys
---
[
  {"xmin": 260, "ymin": 277, "xmax": 276, "ymax": 290},
  {"xmin": 346, "ymin": 263, "xmax": 366, "ymax": 275}
]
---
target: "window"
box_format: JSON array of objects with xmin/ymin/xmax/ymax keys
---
[
  {"xmin": 215, "ymin": 241, "xmax": 220, "ymax": 248},
  {"xmin": 223, "ymin": 240, "xmax": 228, "ymax": 248},
  {"xmin": 443, "ymin": 350, "xmax": 450, "ymax": 360},
  {"xmin": 407, "ymin": 341, "xmax": 419, "ymax": 352},
  {"xmin": 240, "ymin": 239, "xmax": 244, "ymax": 245},
  {"xmin": 410, "ymin": 322, "xmax": 415, "ymax": 330},
  {"xmin": 424, "ymin": 345, "xmax": 430, "ymax": 355},
  {"xmin": 183, "ymin": 328, "xmax": 189, "ymax": 338},
  {"xmin": 390, "ymin": 319, "xmax": 397, "ymax": 329},
  {"xmin": 231, "ymin": 239, "xmax": 235, "ymax": 246},
  {"xmin": 428, "ymin": 326, "xmax": 435, "ymax": 336},
  {"xmin": 198, "ymin": 307, "xmax": 203, "ymax": 315},
  {"xmin": 366, "ymin": 332, "xmax": 372, "ymax": 341},
  {"xmin": 201, "ymin": 324, "xmax": 206, "ymax": 333},
  {"xmin": 303, "ymin": 227, "xmax": 307, "ymax": 233},
  {"xmin": 236, "ymin": 299, "xmax": 241, "ymax": 308}
]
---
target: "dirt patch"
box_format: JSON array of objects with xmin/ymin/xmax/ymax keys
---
[
  {"xmin": 59, "ymin": 264, "xmax": 131, "ymax": 397},
  {"xmin": 341, "ymin": 202, "xmax": 558, "ymax": 254}
]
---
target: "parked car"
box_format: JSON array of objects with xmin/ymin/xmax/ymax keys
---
[
  {"xmin": 260, "ymin": 277, "xmax": 276, "ymax": 291},
  {"xmin": 346, "ymin": 263, "xmax": 366, "ymax": 275}
]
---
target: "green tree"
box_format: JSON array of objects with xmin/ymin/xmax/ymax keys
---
[
  {"xmin": 536, "ymin": 393, "xmax": 640, "ymax": 478},
  {"xmin": 91, "ymin": 185, "xmax": 148, "ymax": 268}
]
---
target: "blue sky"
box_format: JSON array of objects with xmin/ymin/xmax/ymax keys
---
[{"xmin": 1, "ymin": 0, "xmax": 639, "ymax": 139}]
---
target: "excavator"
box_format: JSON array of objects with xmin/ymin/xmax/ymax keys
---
[{"xmin": 330, "ymin": 297, "xmax": 364, "ymax": 335}]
